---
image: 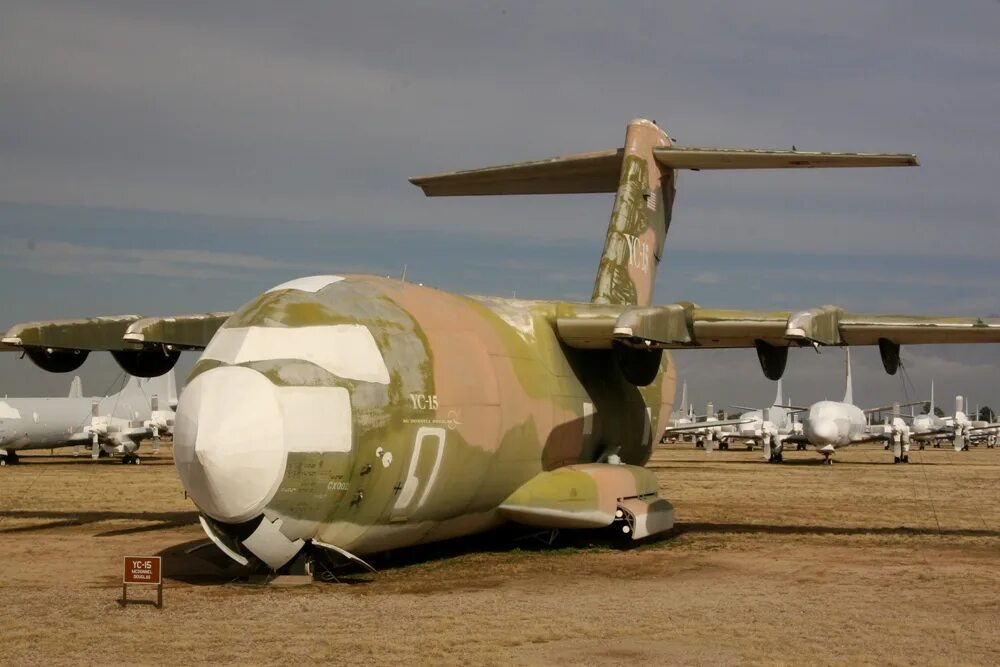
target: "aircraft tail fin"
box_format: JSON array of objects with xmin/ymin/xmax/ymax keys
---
[
  {"xmin": 141, "ymin": 370, "xmax": 177, "ymax": 411},
  {"xmin": 410, "ymin": 119, "xmax": 916, "ymax": 307},
  {"xmin": 843, "ymin": 349, "xmax": 854, "ymax": 405},
  {"xmin": 773, "ymin": 379, "xmax": 783, "ymax": 407},
  {"xmin": 68, "ymin": 375, "xmax": 83, "ymax": 399},
  {"xmin": 678, "ymin": 380, "xmax": 688, "ymax": 418}
]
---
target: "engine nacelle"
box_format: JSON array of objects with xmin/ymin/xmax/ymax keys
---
[
  {"xmin": 613, "ymin": 343, "xmax": 662, "ymax": 386},
  {"xmin": 111, "ymin": 348, "xmax": 180, "ymax": 377},
  {"xmin": 24, "ymin": 347, "xmax": 89, "ymax": 373}
]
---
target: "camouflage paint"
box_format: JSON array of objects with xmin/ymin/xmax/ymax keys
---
[
  {"xmin": 592, "ymin": 119, "xmax": 674, "ymax": 307},
  {"xmin": 186, "ymin": 276, "xmax": 676, "ymax": 558}
]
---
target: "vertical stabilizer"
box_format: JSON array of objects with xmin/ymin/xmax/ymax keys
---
[
  {"xmin": 592, "ymin": 119, "xmax": 675, "ymax": 306},
  {"xmin": 930, "ymin": 379, "xmax": 935, "ymax": 415},
  {"xmin": 678, "ymin": 380, "xmax": 688, "ymax": 418},
  {"xmin": 843, "ymin": 349, "xmax": 854, "ymax": 405},
  {"xmin": 773, "ymin": 379, "xmax": 783, "ymax": 407},
  {"xmin": 68, "ymin": 376, "xmax": 83, "ymax": 399}
]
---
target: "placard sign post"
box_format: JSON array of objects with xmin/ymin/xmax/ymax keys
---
[{"xmin": 121, "ymin": 556, "xmax": 163, "ymax": 609}]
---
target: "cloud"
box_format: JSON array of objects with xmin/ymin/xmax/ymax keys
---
[{"xmin": 0, "ymin": 238, "xmax": 329, "ymax": 280}]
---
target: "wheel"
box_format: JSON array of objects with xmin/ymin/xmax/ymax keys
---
[
  {"xmin": 893, "ymin": 457, "xmax": 900, "ymax": 464},
  {"xmin": 902, "ymin": 455, "xmax": 909, "ymax": 463},
  {"xmin": 0, "ymin": 458, "xmax": 6, "ymax": 467}
]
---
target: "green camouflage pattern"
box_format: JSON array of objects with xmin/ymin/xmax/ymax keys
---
[{"xmin": 186, "ymin": 276, "xmax": 676, "ymax": 555}]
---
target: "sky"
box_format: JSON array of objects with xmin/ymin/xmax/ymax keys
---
[{"xmin": 1, "ymin": 1, "xmax": 998, "ymax": 414}]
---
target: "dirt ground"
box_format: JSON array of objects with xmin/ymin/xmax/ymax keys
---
[{"xmin": 1, "ymin": 442, "xmax": 998, "ymax": 666}]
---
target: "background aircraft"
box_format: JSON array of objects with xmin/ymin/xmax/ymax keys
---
[
  {"xmin": 783, "ymin": 351, "xmax": 918, "ymax": 464},
  {"xmin": 4, "ymin": 119, "xmax": 1000, "ymax": 572},
  {"xmin": 0, "ymin": 372, "xmax": 176, "ymax": 465}
]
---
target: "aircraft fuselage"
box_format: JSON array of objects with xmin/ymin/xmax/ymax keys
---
[{"xmin": 175, "ymin": 275, "xmax": 675, "ymax": 566}]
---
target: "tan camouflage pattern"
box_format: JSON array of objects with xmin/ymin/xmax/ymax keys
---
[
  {"xmin": 185, "ymin": 276, "xmax": 676, "ymax": 555},
  {"xmin": 497, "ymin": 463, "xmax": 663, "ymax": 529},
  {"xmin": 591, "ymin": 119, "xmax": 674, "ymax": 307},
  {"xmin": 7, "ymin": 118, "xmax": 1000, "ymax": 568}
]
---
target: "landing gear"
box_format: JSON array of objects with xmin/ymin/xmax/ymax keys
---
[
  {"xmin": 0, "ymin": 452, "xmax": 20, "ymax": 466},
  {"xmin": 796, "ymin": 442, "xmax": 807, "ymax": 451},
  {"xmin": 821, "ymin": 455, "xmax": 833, "ymax": 465},
  {"xmin": 768, "ymin": 451, "xmax": 783, "ymax": 463},
  {"xmin": 122, "ymin": 453, "xmax": 141, "ymax": 465},
  {"xmin": 695, "ymin": 439, "xmax": 704, "ymax": 449}
]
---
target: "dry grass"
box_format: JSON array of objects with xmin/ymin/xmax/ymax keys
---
[{"xmin": 1, "ymin": 442, "xmax": 999, "ymax": 666}]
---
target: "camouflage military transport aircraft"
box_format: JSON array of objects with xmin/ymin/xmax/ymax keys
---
[{"xmin": 4, "ymin": 119, "xmax": 1000, "ymax": 571}]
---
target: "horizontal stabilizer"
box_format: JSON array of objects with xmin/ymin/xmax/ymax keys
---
[
  {"xmin": 652, "ymin": 146, "xmax": 919, "ymax": 170},
  {"xmin": 410, "ymin": 148, "xmax": 624, "ymax": 196}
]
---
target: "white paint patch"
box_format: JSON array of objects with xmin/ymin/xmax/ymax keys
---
[
  {"xmin": 0, "ymin": 402, "xmax": 21, "ymax": 419},
  {"xmin": 264, "ymin": 275, "xmax": 344, "ymax": 294},
  {"xmin": 173, "ymin": 366, "xmax": 287, "ymax": 523},
  {"xmin": 583, "ymin": 402, "xmax": 594, "ymax": 435},
  {"xmin": 279, "ymin": 386, "xmax": 352, "ymax": 453},
  {"xmin": 381, "ymin": 451, "xmax": 393, "ymax": 467},
  {"xmin": 240, "ymin": 516, "xmax": 305, "ymax": 570},
  {"xmin": 394, "ymin": 427, "xmax": 446, "ymax": 513},
  {"xmin": 642, "ymin": 407, "xmax": 652, "ymax": 445},
  {"xmin": 202, "ymin": 325, "xmax": 390, "ymax": 384}
]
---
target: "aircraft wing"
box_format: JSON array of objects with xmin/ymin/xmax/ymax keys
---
[
  {"xmin": 2, "ymin": 312, "xmax": 232, "ymax": 375},
  {"xmin": 3, "ymin": 312, "xmax": 232, "ymax": 352},
  {"xmin": 661, "ymin": 419, "xmax": 753, "ymax": 434},
  {"xmin": 861, "ymin": 401, "xmax": 925, "ymax": 414},
  {"xmin": 554, "ymin": 302, "xmax": 1000, "ymax": 379}
]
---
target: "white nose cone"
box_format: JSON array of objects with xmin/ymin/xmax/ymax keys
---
[
  {"xmin": 808, "ymin": 419, "xmax": 839, "ymax": 445},
  {"xmin": 174, "ymin": 366, "xmax": 286, "ymax": 523}
]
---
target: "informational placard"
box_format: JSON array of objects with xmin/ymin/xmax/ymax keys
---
[
  {"xmin": 120, "ymin": 556, "xmax": 163, "ymax": 608},
  {"xmin": 124, "ymin": 557, "xmax": 162, "ymax": 584}
]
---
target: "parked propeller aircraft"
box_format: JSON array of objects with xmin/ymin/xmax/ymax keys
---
[
  {"xmin": 902, "ymin": 382, "xmax": 1000, "ymax": 451},
  {"xmin": 782, "ymin": 351, "xmax": 919, "ymax": 464},
  {"xmin": 5, "ymin": 118, "xmax": 1000, "ymax": 572},
  {"xmin": 0, "ymin": 372, "xmax": 176, "ymax": 465},
  {"xmin": 661, "ymin": 401, "xmax": 748, "ymax": 450},
  {"xmin": 717, "ymin": 380, "xmax": 802, "ymax": 454}
]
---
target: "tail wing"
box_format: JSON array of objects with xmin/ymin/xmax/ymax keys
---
[{"xmin": 411, "ymin": 118, "xmax": 917, "ymax": 308}]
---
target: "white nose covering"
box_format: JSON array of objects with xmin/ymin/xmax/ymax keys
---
[
  {"xmin": 808, "ymin": 419, "xmax": 839, "ymax": 445},
  {"xmin": 174, "ymin": 366, "xmax": 287, "ymax": 524}
]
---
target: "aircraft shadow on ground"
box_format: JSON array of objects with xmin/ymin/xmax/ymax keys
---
[
  {"xmin": 6, "ymin": 456, "xmax": 174, "ymax": 466},
  {"xmin": 0, "ymin": 510, "xmax": 198, "ymax": 535},
  {"xmin": 673, "ymin": 521, "xmax": 1000, "ymax": 539},
  {"xmin": 161, "ymin": 524, "xmax": 643, "ymax": 586},
  {"xmin": 160, "ymin": 515, "xmax": 1000, "ymax": 587}
]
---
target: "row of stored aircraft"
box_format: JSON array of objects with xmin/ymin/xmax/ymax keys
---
[
  {"xmin": 0, "ymin": 372, "xmax": 176, "ymax": 465},
  {"xmin": 3, "ymin": 118, "xmax": 1000, "ymax": 573},
  {"xmin": 665, "ymin": 353, "xmax": 1000, "ymax": 464}
]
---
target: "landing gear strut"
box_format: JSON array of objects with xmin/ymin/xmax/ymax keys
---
[
  {"xmin": 0, "ymin": 452, "xmax": 20, "ymax": 466},
  {"xmin": 121, "ymin": 453, "xmax": 141, "ymax": 465}
]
